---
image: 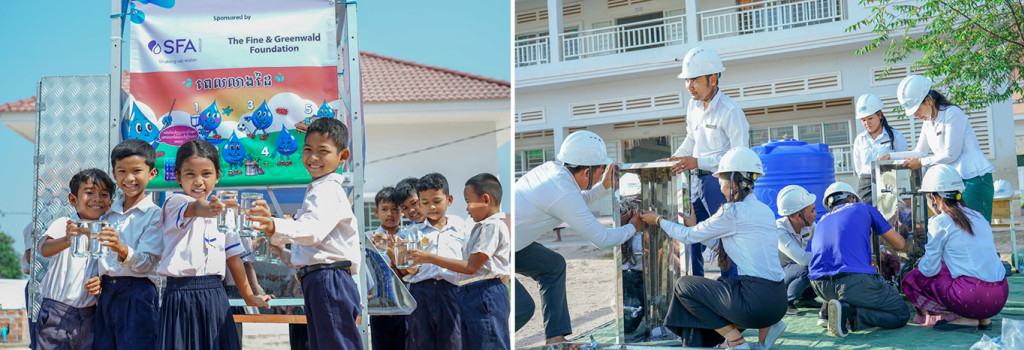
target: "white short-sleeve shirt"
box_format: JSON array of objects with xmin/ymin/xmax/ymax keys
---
[
  {"xmin": 156, "ymin": 194, "xmax": 228, "ymax": 277},
  {"xmin": 461, "ymin": 212, "xmax": 511, "ymax": 284},
  {"xmin": 38, "ymin": 215, "xmax": 99, "ymax": 308}
]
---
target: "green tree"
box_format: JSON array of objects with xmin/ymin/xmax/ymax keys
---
[
  {"xmin": 848, "ymin": 0, "xmax": 1024, "ymax": 110},
  {"xmin": 0, "ymin": 230, "xmax": 21, "ymax": 279}
]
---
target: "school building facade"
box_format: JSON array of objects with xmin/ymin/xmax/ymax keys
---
[{"xmin": 514, "ymin": 0, "xmax": 1020, "ymax": 216}]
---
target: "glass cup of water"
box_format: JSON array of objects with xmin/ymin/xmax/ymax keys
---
[
  {"xmin": 70, "ymin": 220, "xmax": 92, "ymax": 258},
  {"xmin": 237, "ymin": 192, "xmax": 264, "ymax": 238},
  {"xmin": 88, "ymin": 221, "xmax": 112, "ymax": 258},
  {"xmin": 217, "ymin": 190, "xmax": 238, "ymax": 232}
]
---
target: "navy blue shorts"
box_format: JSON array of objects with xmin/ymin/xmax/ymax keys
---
[
  {"xmin": 370, "ymin": 314, "xmax": 407, "ymax": 350},
  {"xmin": 407, "ymin": 280, "xmax": 461, "ymax": 350},
  {"xmin": 95, "ymin": 276, "xmax": 159, "ymax": 349},
  {"xmin": 158, "ymin": 275, "xmax": 240, "ymax": 350},
  {"xmin": 459, "ymin": 279, "xmax": 510, "ymax": 350},
  {"xmin": 36, "ymin": 298, "xmax": 94, "ymax": 350},
  {"xmin": 300, "ymin": 267, "xmax": 362, "ymax": 350}
]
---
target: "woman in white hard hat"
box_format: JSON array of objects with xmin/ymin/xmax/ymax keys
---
[
  {"xmin": 774, "ymin": 185, "xmax": 820, "ymax": 315},
  {"xmin": 882, "ymin": 75, "xmax": 995, "ymax": 220},
  {"xmin": 665, "ymin": 45, "xmax": 749, "ymax": 280},
  {"xmin": 514, "ymin": 130, "xmax": 646, "ymax": 344},
  {"xmin": 852, "ymin": 94, "xmax": 908, "ymax": 205},
  {"xmin": 902, "ymin": 164, "xmax": 1007, "ymax": 333},
  {"xmin": 808, "ymin": 182, "xmax": 908, "ymax": 338},
  {"xmin": 639, "ymin": 148, "xmax": 785, "ymax": 349}
]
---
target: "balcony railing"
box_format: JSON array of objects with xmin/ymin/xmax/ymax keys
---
[
  {"xmin": 830, "ymin": 144, "xmax": 854, "ymax": 174},
  {"xmin": 698, "ymin": 0, "xmax": 844, "ymax": 40},
  {"xmin": 560, "ymin": 14, "xmax": 686, "ymax": 61},
  {"xmin": 515, "ymin": 37, "xmax": 550, "ymax": 67}
]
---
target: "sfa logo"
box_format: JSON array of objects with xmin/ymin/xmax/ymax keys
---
[{"xmin": 147, "ymin": 38, "xmax": 202, "ymax": 55}]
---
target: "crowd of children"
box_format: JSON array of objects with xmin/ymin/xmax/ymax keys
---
[{"xmin": 27, "ymin": 117, "xmax": 511, "ymax": 350}]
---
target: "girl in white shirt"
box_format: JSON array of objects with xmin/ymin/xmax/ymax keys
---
[
  {"xmin": 156, "ymin": 139, "xmax": 241, "ymax": 350},
  {"xmin": 902, "ymin": 164, "xmax": 1007, "ymax": 333},
  {"xmin": 639, "ymin": 148, "xmax": 785, "ymax": 349},
  {"xmin": 885, "ymin": 75, "xmax": 995, "ymax": 220},
  {"xmin": 852, "ymin": 94, "xmax": 908, "ymax": 205}
]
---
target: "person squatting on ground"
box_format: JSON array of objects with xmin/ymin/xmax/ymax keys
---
[
  {"xmin": 639, "ymin": 147, "xmax": 786, "ymax": 349},
  {"xmin": 901, "ymin": 164, "xmax": 1008, "ymax": 333},
  {"xmin": 774, "ymin": 185, "xmax": 821, "ymax": 315},
  {"xmin": 808, "ymin": 181, "xmax": 910, "ymax": 338}
]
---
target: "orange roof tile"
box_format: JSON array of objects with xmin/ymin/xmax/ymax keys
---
[
  {"xmin": 0, "ymin": 96, "xmax": 36, "ymax": 112},
  {"xmin": 0, "ymin": 52, "xmax": 508, "ymax": 111},
  {"xmin": 359, "ymin": 52, "xmax": 509, "ymax": 102}
]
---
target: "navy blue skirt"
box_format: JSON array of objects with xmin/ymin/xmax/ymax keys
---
[{"xmin": 158, "ymin": 275, "xmax": 240, "ymax": 350}]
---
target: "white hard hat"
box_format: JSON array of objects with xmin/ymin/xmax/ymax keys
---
[
  {"xmin": 713, "ymin": 147, "xmax": 763, "ymax": 177},
  {"xmin": 777, "ymin": 185, "xmax": 816, "ymax": 217},
  {"xmin": 994, "ymin": 179, "xmax": 1015, "ymax": 199},
  {"xmin": 678, "ymin": 46, "xmax": 725, "ymax": 79},
  {"xmin": 823, "ymin": 181, "xmax": 859, "ymax": 209},
  {"xmin": 897, "ymin": 75, "xmax": 933, "ymax": 116},
  {"xmin": 855, "ymin": 94, "xmax": 884, "ymax": 119},
  {"xmin": 556, "ymin": 130, "xmax": 613, "ymax": 166},
  {"xmin": 919, "ymin": 164, "xmax": 965, "ymax": 193}
]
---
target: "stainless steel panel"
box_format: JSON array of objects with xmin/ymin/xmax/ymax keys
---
[
  {"xmin": 613, "ymin": 162, "xmax": 691, "ymax": 343},
  {"xmin": 870, "ymin": 160, "xmax": 927, "ymax": 286},
  {"xmin": 30, "ymin": 75, "xmax": 112, "ymax": 320}
]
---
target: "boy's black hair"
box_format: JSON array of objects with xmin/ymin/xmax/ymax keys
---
[
  {"xmin": 70, "ymin": 168, "xmax": 116, "ymax": 197},
  {"xmin": 307, "ymin": 117, "xmax": 349, "ymax": 151},
  {"xmin": 416, "ymin": 173, "xmax": 450, "ymax": 196},
  {"xmin": 175, "ymin": 139, "xmax": 221, "ymax": 176},
  {"xmin": 392, "ymin": 177, "xmax": 421, "ymax": 204},
  {"xmin": 465, "ymin": 173, "xmax": 502, "ymax": 204},
  {"xmin": 111, "ymin": 139, "xmax": 157, "ymax": 170},
  {"xmin": 375, "ymin": 186, "xmax": 397, "ymax": 206}
]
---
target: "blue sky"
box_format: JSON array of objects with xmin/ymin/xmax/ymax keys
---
[{"xmin": 0, "ymin": 1, "xmax": 511, "ymax": 254}]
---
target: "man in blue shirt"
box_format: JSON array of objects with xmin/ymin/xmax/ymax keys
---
[{"xmin": 808, "ymin": 182, "xmax": 910, "ymax": 338}]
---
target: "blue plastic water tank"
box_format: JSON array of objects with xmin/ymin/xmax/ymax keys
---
[{"xmin": 752, "ymin": 139, "xmax": 835, "ymax": 221}]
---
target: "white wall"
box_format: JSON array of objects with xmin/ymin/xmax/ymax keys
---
[{"xmin": 364, "ymin": 100, "xmax": 511, "ymax": 215}]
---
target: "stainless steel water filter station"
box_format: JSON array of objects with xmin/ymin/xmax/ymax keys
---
[
  {"xmin": 871, "ymin": 160, "xmax": 928, "ymax": 286},
  {"xmin": 613, "ymin": 162, "xmax": 691, "ymax": 343}
]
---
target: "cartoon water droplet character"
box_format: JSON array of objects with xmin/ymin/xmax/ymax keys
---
[
  {"xmin": 243, "ymin": 99, "xmax": 274, "ymax": 141},
  {"xmin": 222, "ymin": 133, "xmax": 247, "ymax": 176},
  {"xmin": 125, "ymin": 102, "xmax": 164, "ymax": 156},
  {"xmin": 317, "ymin": 100, "xmax": 335, "ymax": 118},
  {"xmin": 198, "ymin": 101, "xmax": 222, "ymax": 140},
  {"xmin": 271, "ymin": 125, "xmax": 298, "ymax": 166}
]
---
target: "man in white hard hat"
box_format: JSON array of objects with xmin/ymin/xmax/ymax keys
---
[
  {"xmin": 852, "ymin": 94, "xmax": 908, "ymax": 205},
  {"xmin": 514, "ymin": 130, "xmax": 646, "ymax": 344},
  {"xmin": 774, "ymin": 185, "xmax": 821, "ymax": 315},
  {"xmin": 664, "ymin": 46, "xmax": 749, "ymax": 279},
  {"xmin": 882, "ymin": 75, "xmax": 994, "ymax": 220},
  {"xmin": 808, "ymin": 182, "xmax": 909, "ymax": 338}
]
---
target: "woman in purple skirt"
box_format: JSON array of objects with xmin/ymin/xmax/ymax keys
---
[{"xmin": 902, "ymin": 164, "xmax": 1008, "ymax": 333}]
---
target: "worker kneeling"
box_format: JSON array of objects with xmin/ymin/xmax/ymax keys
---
[
  {"xmin": 901, "ymin": 164, "xmax": 1008, "ymax": 332},
  {"xmin": 808, "ymin": 182, "xmax": 910, "ymax": 338},
  {"xmin": 640, "ymin": 147, "xmax": 786, "ymax": 349}
]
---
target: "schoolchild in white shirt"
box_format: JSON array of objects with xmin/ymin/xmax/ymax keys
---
[
  {"xmin": 155, "ymin": 139, "xmax": 241, "ymax": 350},
  {"xmin": 248, "ymin": 117, "xmax": 363, "ymax": 349},
  {"xmin": 367, "ymin": 186, "xmax": 408, "ymax": 350},
  {"xmin": 36, "ymin": 169, "xmax": 115, "ymax": 350},
  {"xmin": 81, "ymin": 139, "xmax": 163, "ymax": 349},
  {"xmin": 409, "ymin": 173, "xmax": 511, "ymax": 350},
  {"xmin": 401, "ymin": 172, "xmax": 469, "ymax": 350}
]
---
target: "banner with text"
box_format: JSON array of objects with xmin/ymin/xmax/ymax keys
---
[{"xmin": 128, "ymin": 0, "xmax": 341, "ymax": 188}]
